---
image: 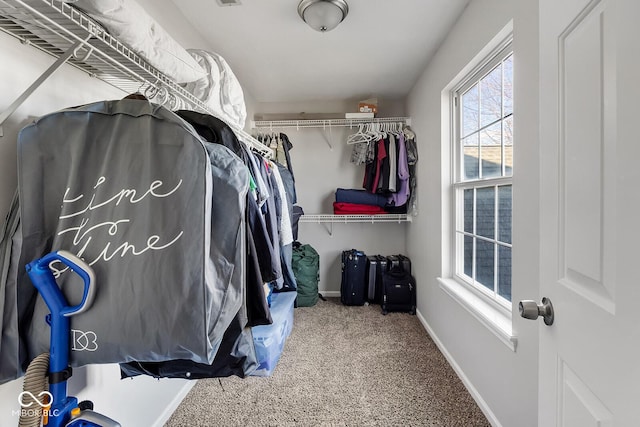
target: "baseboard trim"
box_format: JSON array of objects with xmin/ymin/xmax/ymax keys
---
[
  {"xmin": 319, "ymin": 290, "xmax": 340, "ymax": 298},
  {"xmin": 152, "ymin": 381, "xmax": 196, "ymax": 427},
  {"xmin": 415, "ymin": 309, "xmax": 502, "ymax": 427}
]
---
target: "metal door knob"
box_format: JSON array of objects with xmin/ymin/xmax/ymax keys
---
[{"xmin": 519, "ymin": 297, "xmax": 554, "ymax": 325}]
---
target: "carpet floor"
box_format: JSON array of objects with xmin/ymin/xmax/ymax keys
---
[{"xmin": 166, "ymin": 298, "xmax": 490, "ymax": 426}]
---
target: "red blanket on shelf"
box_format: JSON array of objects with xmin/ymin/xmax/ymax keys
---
[{"xmin": 333, "ymin": 202, "xmax": 387, "ymax": 215}]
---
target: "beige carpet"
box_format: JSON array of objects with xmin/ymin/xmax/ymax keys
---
[{"xmin": 166, "ymin": 298, "xmax": 490, "ymax": 426}]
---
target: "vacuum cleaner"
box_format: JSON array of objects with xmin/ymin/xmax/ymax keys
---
[{"xmin": 20, "ymin": 250, "xmax": 120, "ymax": 427}]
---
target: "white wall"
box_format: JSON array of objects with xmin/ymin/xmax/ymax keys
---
[
  {"xmin": 405, "ymin": 0, "xmax": 540, "ymax": 426},
  {"xmin": 254, "ymin": 99, "xmax": 407, "ymax": 294}
]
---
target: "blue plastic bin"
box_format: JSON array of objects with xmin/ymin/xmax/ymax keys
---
[{"xmin": 250, "ymin": 292, "xmax": 296, "ymax": 376}]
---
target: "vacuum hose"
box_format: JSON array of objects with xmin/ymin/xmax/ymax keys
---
[{"xmin": 18, "ymin": 352, "xmax": 50, "ymax": 427}]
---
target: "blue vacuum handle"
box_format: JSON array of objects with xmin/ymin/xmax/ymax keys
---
[{"xmin": 26, "ymin": 250, "xmax": 96, "ymax": 317}]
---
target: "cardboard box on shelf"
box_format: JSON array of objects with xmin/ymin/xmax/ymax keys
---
[{"xmin": 358, "ymin": 98, "xmax": 378, "ymax": 115}]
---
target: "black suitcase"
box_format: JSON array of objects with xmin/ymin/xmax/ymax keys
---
[
  {"xmin": 341, "ymin": 249, "xmax": 367, "ymax": 306},
  {"xmin": 386, "ymin": 254, "xmax": 411, "ymax": 274},
  {"xmin": 366, "ymin": 255, "xmax": 387, "ymax": 304},
  {"xmin": 381, "ymin": 267, "xmax": 416, "ymax": 315}
]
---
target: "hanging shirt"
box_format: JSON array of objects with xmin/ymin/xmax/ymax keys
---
[
  {"xmin": 259, "ymin": 158, "xmax": 284, "ymax": 289},
  {"xmin": 388, "ymin": 134, "xmax": 397, "ymax": 193},
  {"xmin": 275, "ymin": 134, "xmax": 288, "ymax": 168},
  {"xmin": 388, "ymin": 133, "xmax": 410, "ymax": 206},
  {"xmin": 363, "ymin": 143, "xmax": 377, "ymax": 192},
  {"xmin": 378, "ymin": 137, "xmax": 391, "ymax": 193},
  {"xmin": 350, "ymin": 140, "xmax": 369, "ymax": 165},
  {"xmin": 247, "ymin": 150, "xmax": 269, "ymax": 207},
  {"xmin": 371, "ymin": 138, "xmax": 387, "ymax": 193},
  {"xmin": 270, "ymin": 161, "xmax": 294, "ymax": 246}
]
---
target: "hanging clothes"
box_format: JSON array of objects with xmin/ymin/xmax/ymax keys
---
[
  {"xmin": 122, "ymin": 138, "xmax": 259, "ymax": 379},
  {"xmin": 387, "ymin": 134, "xmax": 397, "ymax": 193},
  {"xmin": 270, "ymin": 163, "xmax": 297, "ymax": 292},
  {"xmin": 404, "ymin": 126, "xmax": 419, "ymax": 215},
  {"xmin": 177, "ymin": 110, "xmax": 273, "ymax": 327},
  {"xmin": 176, "ymin": 110, "xmax": 248, "ymax": 163},
  {"xmin": 347, "ymin": 123, "xmax": 419, "ymax": 215},
  {"xmin": 270, "ymin": 163, "xmax": 294, "ymax": 247},
  {"xmin": 14, "ymin": 99, "xmax": 247, "ymax": 370},
  {"xmin": 120, "ymin": 309, "xmax": 257, "ymax": 379},
  {"xmin": 261, "ymin": 160, "xmax": 284, "ymax": 290},
  {"xmin": 387, "ymin": 132, "xmax": 410, "ymax": 207}
]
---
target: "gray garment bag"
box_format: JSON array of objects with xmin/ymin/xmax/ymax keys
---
[
  {"xmin": 0, "ymin": 192, "xmax": 23, "ymax": 383},
  {"xmin": 202, "ymin": 141, "xmax": 251, "ymax": 361},
  {"xmin": 17, "ymin": 99, "xmax": 242, "ymax": 368}
]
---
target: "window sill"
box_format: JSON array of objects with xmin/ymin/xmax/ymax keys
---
[{"xmin": 437, "ymin": 277, "xmax": 517, "ymax": 352}]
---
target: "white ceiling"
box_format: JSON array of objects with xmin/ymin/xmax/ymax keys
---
[{"xmin": 168, "ymin": 0, "xmax": 470, "ymax": 104}]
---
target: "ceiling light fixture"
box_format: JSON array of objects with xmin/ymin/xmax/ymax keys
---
[{"xmin": 298, "ymin": 0, "xmax": 349, "ymax": 33}]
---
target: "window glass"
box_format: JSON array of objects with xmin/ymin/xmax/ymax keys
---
[
  {"xmin": 503, "ymin": 55, "xmax": 513, "ymax": 116},
  {"xmin": 475, "ymin": 187, "xmax": 495, "ymax": 239},
  {"xmin": 464, "ymin": 235, "xmax": 473, "ymax": 278},
  {"xmin": 503, "ymin": 115, "xmax": 513, "ymax": 176},
  {"xmin": 463, "ymin": 133, "xmax": 480, "ymax": 180},
  {"xmin": 462, "ymin": 84, "xmax": 479, "ymax": 138},
  {"xmin": 498, "ymin": 185, "xmax": 512, "ymax": 244},
  {"xmin": 480, "ymin": 122, "xmax": 502, "ymax": 179},
  {"xmin": 498, "ymin": 245, "xmax": 512, "ymax": 301},
  {"xmin": 454, "ymin": 44, "xmax": 513, "ymax": 304},
  {"xmin": 475, "ymin": 240, "xmax": 495, "ymax": 292},
  {"xmin": 464, "ymin": 189, "xmax": 474, "ymax": 233},
  {"xmin": 480, "ymin": 64, "xmax": 502, "ymax": 127}
]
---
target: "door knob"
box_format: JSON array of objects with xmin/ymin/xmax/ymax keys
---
[{"xmin": 519, "ymin": 297, "xmax": 554, "ymax": 325}]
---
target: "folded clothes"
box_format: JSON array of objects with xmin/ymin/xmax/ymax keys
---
[
  {"xmin": 333, "ymin": 202, "xmax": 387, "ymax": 215},
  {"xmin": 384, "ymin": 203, "xmax": 408, "ymax": 214},
  {"xmin": 335, "ymin": 188, "xmax": 388, "ymax": 207}
]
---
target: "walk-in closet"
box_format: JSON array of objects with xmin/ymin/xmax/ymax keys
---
[{"xmin": 1, "ymin": 0, "xmax": 639, "ymax": 426}]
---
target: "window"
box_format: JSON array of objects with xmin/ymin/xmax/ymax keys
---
[{"xmin": 453, "ymin": 42, "xmax": 513, "ymax": 308}]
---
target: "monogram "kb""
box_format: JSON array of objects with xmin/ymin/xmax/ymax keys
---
[{"xmin": 71, "ymin": 329, "xmax": 98, "ymax": 352}]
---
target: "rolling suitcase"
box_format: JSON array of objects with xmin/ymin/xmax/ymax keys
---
[
  {"xmin": 381, "ymin": 267, "xmax": 416, "ymax": 315},
  {"xmin": 341, "ymin": 249, "xmax": 367, "ymax": 306},
  {"xmin": 386, "ymin": 254, "xmax": 411, "ymax": 274},
  {"xmin": 366, "ymin": 255, "xmax": 387, "ymax": 304}
]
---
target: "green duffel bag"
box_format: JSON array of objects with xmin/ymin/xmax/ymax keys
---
[{"xmin": 292, "ymin": 243, "xmax": 320, "ymax": 307}]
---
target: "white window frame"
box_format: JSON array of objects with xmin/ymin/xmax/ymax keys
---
[{"xmin": 451, "ymin": 39, "xmax": 513, "ymax": 313}]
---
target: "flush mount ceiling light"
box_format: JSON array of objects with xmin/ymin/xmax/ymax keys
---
[{"xmin": 298, "ymin": 0, "xmax": 349, "ymax": 33}]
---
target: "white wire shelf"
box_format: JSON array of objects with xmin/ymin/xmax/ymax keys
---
[
  {"xmin": 251, "ymin": 117, "xmax": 411, "ymax": 130},
  {"xmin": 300, "ymin": 214, "xmax": 411, "ymax": 224},
  {"xmin": 0, "ymin": 0, "xmax": 271, "ymax": 157}
]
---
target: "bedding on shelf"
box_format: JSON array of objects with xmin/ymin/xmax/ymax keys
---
[
  {"xmin": 62, "ymin": 0, "xmax": 207, "ymax": 83},
  {"xmin": 184, "ymin": 49, "xmax": 248, "ymax": 129}
]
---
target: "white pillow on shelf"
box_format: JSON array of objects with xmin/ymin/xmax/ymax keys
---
[
  {"xmin": 184, "ymin": 49, "xmax": 247, "ymax": 129},
  {"xmin": 63, "ymin": 0, "xmax": 207, "ymax": 83}
]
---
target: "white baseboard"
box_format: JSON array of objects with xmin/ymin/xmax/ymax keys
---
[
  {"xmin": 152, "ymin": 381, "xmax": 196, "ymax": 427},
  {"xmin": 415, "ymin": 309, "xmax": 502, "ymax": 427},
  {"xmin": 318, "ymin": 290, "xmax": 340, "ymax": 298}
]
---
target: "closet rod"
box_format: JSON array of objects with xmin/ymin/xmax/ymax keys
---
[
  {"xmin": 299, "ymin": 214, "xmax": 411, "ymax": 223},
  {"xmin": 250, "ymin": 117, "xmax": 412, "ymax": 130}
]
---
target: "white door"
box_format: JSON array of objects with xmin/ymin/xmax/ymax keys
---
[{"xmin": 537, "ymin": 0, "xmax": 640, "ymax": 425}]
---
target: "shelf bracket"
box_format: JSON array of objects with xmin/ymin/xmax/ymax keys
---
[
  {"xmin": 318, "ymin": 121, "xmax": 334, "ymax": 151},
  {"xmin": 0, "ymin": 36, "xmax": 90, "ymax": 137},
  {"xmin": 322, "ymin": 222, "xmax": 333, "ymax": 236}
]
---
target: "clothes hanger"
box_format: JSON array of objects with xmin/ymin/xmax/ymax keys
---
[
  {"xmin": 364, "ymin": 122, "xmax": 377, "ymax": 141},
  {"xmin": 377, "ymin": 122, "xmax": 387, "ymax": 139},
  {"xmin": 346, "ymin": 123, "xmax": 370, "ymax": 145}
]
